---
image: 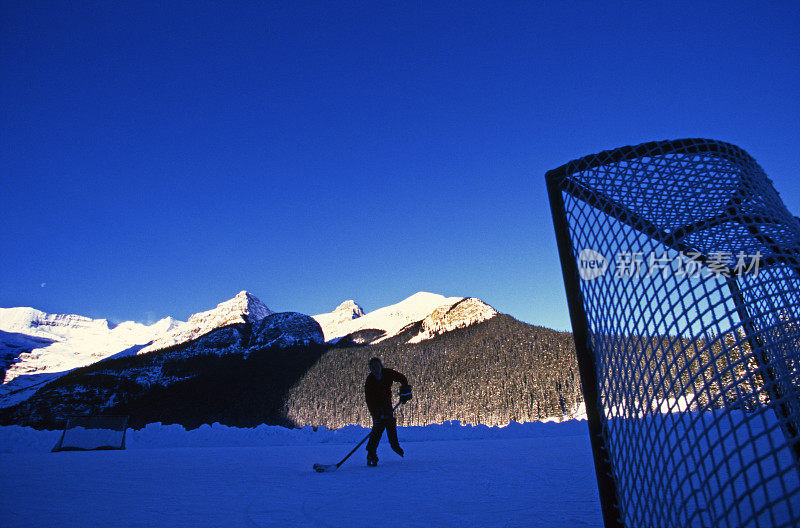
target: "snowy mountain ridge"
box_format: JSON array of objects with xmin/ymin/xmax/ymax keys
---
[
  {"xmin": 137, "ymin": 290, "xmax": 272, "ymax": 355},
  {"xmin": 0, "ymin": 307, "xmax": 182, "ymax": 406},
  {"xmin": 132, "ymin": 312, "xmax": 326, "ymax": 385},
  {"xmin": 1, "ymin": 290, "xmax": 497, "ymax": 409},
  {"xmin": 0, "ymin": 307, "xmax": 180, "ymax": 336},
  {"xmin": 314, "ymin": 292, "xmax": 463, "ymax": 343},
  {"xmin": 0, "ymin": 291, "xmax": 275, "ymax": 406}
]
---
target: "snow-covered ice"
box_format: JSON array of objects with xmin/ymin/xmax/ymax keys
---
[
  {"xmin": 5, "ymin": 410, "xmax": 795, "ymax": 527},
  {"xmin": 0, "ymin": 420, "xmax": 603, "ymax": 527}
]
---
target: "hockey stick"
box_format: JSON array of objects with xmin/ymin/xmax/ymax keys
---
[{"xmin": 313, "ymin": 401, "xmax": 403, "ymax": 473}]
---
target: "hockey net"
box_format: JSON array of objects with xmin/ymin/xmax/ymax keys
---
[
  {"xmin": 546, "ymin": 138, "xmax": 800, "ymax": 528},
  {"xmin": 52, "ymin": 415, "xmax": 128, "ymax": 452}
]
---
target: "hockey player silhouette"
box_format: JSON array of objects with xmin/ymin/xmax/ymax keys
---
[{"xmin": 364, "ymin": 357, "xmax": 412, "ymax": 467}]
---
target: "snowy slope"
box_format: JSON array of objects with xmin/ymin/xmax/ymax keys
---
[
  {"xmin": 314, "ymin": 292, "xmax": 462, "ymax": 343},
  {"xmin": 1, "ymin": 291, "xmax": 492, "ymax": 411},
  {"xmin": 0, "ymin": 418, "xmax": 593, "ymax": 452},
  {"xmin": 0, "ymin": 307, "xmax": 181, "ymax": 407},
  {"xmin": 137, "ymin": 290, "xmax": 272, "ymax": 355},
  {"xmin": 311, "ymin": 300, "xmax": 364, "ymax": 335},
  {"xmin": 0, "ymin": 291, "xmax": 272, "ymax": 407}
]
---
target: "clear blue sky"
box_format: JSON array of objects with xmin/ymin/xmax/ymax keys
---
[{"xmin": 2, "ymin": 1, "xmax": 798, "ymax": 330}]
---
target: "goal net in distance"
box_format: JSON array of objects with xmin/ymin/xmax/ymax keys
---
[
  {"xmin": 546, "ymin": 138, "xmax": 800, "ymax": 528},
  {"xmin": 52, "ymin": 415, "xmax": 129, "ymax": 452}
]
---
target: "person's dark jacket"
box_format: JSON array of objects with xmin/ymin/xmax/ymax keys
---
[{"xmin": 364, "ymin": 368, "xmax": 408, "ymax": 417}]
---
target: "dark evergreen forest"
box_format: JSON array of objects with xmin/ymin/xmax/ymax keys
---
[
  {"xmin": 1, "ymin": 312, "xmax": 773, "ymax": 432},
  {"xmin": 284, "ymin": 315, "xmax": 581, "ymax": 428},
  {"xmin": 0, "ymin": 315, "xmax": 582, "ymax": 430}
]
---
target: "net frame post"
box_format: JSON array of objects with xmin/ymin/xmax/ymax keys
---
[
  {"xmin": 727, "ymin": 277, "xmax": 800, "ymax": 464},
  {"xmin": 51, "ymin": 416, "xmax": 72, "ymax": 452},
  {"xmin": 120, "ymin": 416, "xmax": 128, "ymax": 450},
  {"xmin": 546, "ymin": 169, "xmax": 625, "ymax": 528}
]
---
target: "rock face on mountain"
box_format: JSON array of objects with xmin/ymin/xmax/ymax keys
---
[
  {"xmin": 138, "ymin": 291, "xmax": 271, "ymax": 355},
  {"xmin": 161, "ymin": 312, "xmax": 324, "ymax": 359},
  {"xmin": 252, "ymin": 313, "xmax": 325, "ymax": 349},
  {"xmin": 184, "ymin": 325, "xmax": 247, "ymax": 354},
  {"xmin": 408, "ymin": 298, "xmax": 498, "ymax": 343}
]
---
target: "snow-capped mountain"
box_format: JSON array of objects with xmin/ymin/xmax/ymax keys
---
[
  {"xmin": 312, "ymin": 301, "xmax": 364, "ymax": 338},
  {"xmin": 1, "ymin": 289, "xmax": 587, "ymax": 433},
  {"xmin": 137, "ymin": 291, "xmax": 271, "ymax": 355},
  {"xmin": 0, "ymin": 291, "xmax": 273, "ymax": 407},
  {"xmin": 160, "ymin": 312, "xmax": 325, "ymax": 363},
  {"xmin": 314, "ymin": 292, "xmax": 462, "ymax": 343},
  {"xmin": 0, "ymin": 307, "xmax": 181, "ymax": 406},
  {"xmin": 0, "ymin": 290, "xmax": 498, "ymax": 410},
  {"xmin": 407, "ymin": 297, "xmax": 498, "ymax": 344}
]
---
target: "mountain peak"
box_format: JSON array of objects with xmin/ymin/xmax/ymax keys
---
[
  {"xmin": 313, "ymin": 300, "xmax": 364, "ymax": 338},
  {"xmin": 408, "ymin": 297, "xmax": 498, "ymax": 344},
  {"xmin": 314, "ymin": 292, "xmax": 462, "ymax": 343},
  {"xmin": 203, "ymin": 291, "xmax": 272, "ymax": 324},
  {"xmin": 138, "ymin": 291, "xmax": 272, "ymax": 355},
  {"xmin": 334, "ymin": 300, "xmax": 364, "ymax": 317},
  {"xmin": 396, "ymin": 292, "xmax": 455, "ymax": 309}
]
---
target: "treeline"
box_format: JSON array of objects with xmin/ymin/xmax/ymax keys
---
[
  {"xmin": 1, "ymin": 340, "xmax": 329, "ymax": 430},
  {"xmin": 576, "ymin": 327, "xmax": 777, "ymax": 419},
  {"xmin": 283, "ymin": 315, "xmax": 582, "ymax": 428},
  {"xmin": 7, "ymin": 313, "xmax": 778, "ymax": 432},
  {"xmin": 1, "ymin": 316, "xmax": 582, "ymax": 430}
]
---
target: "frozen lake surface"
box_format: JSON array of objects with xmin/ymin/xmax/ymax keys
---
[{"xmin": 0, "ymin": 421, "xmax": 603, "ymax": 527}]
